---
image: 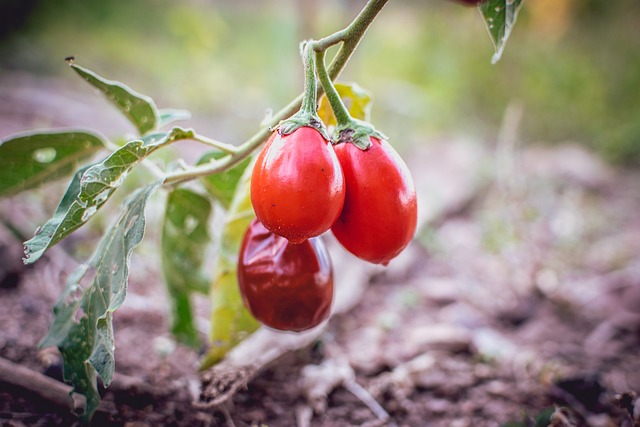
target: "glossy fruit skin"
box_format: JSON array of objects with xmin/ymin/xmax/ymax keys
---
[
  {"xmin": 238, "ymin": 218, "xmax": 333, "ymax": 332},
  {"xmin": 331, "ymin": 137, "xmax": 417, "ymax": 265},
  {"xmin": 251, "ymin": 126, "xmax": 345, "ymax": 244}
]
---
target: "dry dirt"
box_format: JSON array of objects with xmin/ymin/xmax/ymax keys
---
[{"xmin": 1, "ymin": 74, "xmax": 639, "ymax": 427}]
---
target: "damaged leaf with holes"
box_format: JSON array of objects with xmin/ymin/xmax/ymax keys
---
[
  {"xmin": 39, "ymin": 182, "xmax": 160, "ymax": 423},
  {"xmin": 0, "ymin": 130, "xmax": 105, "ymax": 197},
  {"xmin": 23, "ymin": 127, "xmax": 193, "ymax": 264}
]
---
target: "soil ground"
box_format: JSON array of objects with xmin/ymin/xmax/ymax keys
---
[{"xmin": 1, "ymin": 74, "xmax": 639, "ymax": 427}]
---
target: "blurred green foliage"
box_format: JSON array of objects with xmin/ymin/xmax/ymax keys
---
[{"xmin": 1, "ymin": 0, "xmax": 639, "ymax": 164}]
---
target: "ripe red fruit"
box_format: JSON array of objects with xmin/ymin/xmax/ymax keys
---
[
  {"xmin": 331, "ymin": 137, "xmax": 417, "ymax": 265},
  {"xmin": 251, "ymin": 126, "xmax": 345, "ymax": 244},
  {"xmin": 237, "ymin": 218, "xmax": 334, "ymax": 332}
]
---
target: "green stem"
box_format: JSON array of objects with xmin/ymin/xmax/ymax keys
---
[
  {"xmin": 163, "ymin": 0, "xmax": 389, "ymax": 187},
  {"xmin": 191, "ymin": 133, "xmax": 238, "ymax": 154},
  {"xmin": 315, "ymin": 48, "xmax": 352, "ymax": 127},
  {"xmin": 318, "ymin": 0, "xmax": 389, "ymax": 70},
  {"xmin": 300, "ymin": 42, "xmax": 318, "ymax": 115}
]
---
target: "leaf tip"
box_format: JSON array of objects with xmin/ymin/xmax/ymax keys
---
[
  {"xmin": 22, "ymin": 247, "xmax": 38, "ymax": 265},
  {"xmin": 23, "ymin": 236, "xmax": 46, "ymax": 265}
]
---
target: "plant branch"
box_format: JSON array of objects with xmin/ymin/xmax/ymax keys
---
[
  {"xmin": 191, "ymin": 133, "xmax": 238, "ymax": 154},
  {"xmin": 300, "ymin": 42, "xmax": 318, "ymax": 115},
  {"xmin": 0, "ymin": 355, "xmax": 80, "ymax": 410},
  {"xmin": 163, "ymin": 0, "xmax": 389, "ymax": 187}
]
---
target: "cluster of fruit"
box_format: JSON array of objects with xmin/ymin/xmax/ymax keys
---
[{"xmin": 237, "ymin": 122, "xmax": 418, "ymax": 332}]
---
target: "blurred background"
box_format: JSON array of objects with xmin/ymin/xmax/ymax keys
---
[
  {"xmin": 1, "ymin": 0, "xmax": 639, "ymax": 164},
  {"xmin": 1, "ymin": 2, "xmax": 640, "ymax": 424}
]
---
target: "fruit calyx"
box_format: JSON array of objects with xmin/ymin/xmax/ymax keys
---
[
  {"xmin": 277, "ymin": 110, "xmax": 331, "ymax": 141},
  {"xmin": 335, "ymin": 118, "xmax": 387, "ymax": 150}
]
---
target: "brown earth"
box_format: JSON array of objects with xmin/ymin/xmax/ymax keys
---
[{"xmin": 1, "ymin": 74, "xmax": 639, "ymax": 427}]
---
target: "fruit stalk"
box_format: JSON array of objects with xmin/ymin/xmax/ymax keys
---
[
  {"xmin": 163, "ymin": 0, "xmax": 390, "ymax": 186},
  {"xmin": 300, "ymin": 42, "xmax": 318, "ymax": 116},
  {"xmin": 314, "ymin": 48, "xmax": 352, "ymax": 128}
]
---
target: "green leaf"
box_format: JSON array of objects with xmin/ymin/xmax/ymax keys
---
[
  {"xmin": 201, "ymin": 156, "xmax": 259, "ymax": 369},
  {"xmin": 0, "ymin": 130, "xmax": 105, "ymax": 197},
  {"xmin": 23, "ymin": 127, "xmax": 193, "ymax": 264},
  {"xmin": 534, "ymin": 407, "xmax": 555, "ymax": 427},
  {"xmin": 480, "ymin": 0, "xmax": 525, "ymax": 64},
  {"xmin": 70, "ymin": 63, "xmax": 159, "ymax": 135},
  {"xmin": 318, "ymin": 82, "xmax": 373, "ymax": 127},
  {"xmin": 161, "ymin": 188, "xmax": 212, "ymax": 347},
  {"xmin": 158, "ymin": 108, "xmax": 192, "ymax": 128},
  {"xmin": 197, "ymin": 152, "xmax": 251, "ymax": 209},
  {"xmin": 39, "ymin": 182, "xmax": 160, "ymax": 424}
]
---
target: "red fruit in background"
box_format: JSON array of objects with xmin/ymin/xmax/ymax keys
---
[
  {"xmin": 237, "ymin": 218, "xmax": 333, "ymax": 332},
  {"xmin": 251, "ymin": 126, "xmax": 345, "ymax": 244},
  {"xmin": 331, "ymin": 137, "xmax": 417, "ymax": 265}
]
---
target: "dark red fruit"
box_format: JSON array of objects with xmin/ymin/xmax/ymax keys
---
[
  {"xmin": 251, "ymin": 126, "xmax": 345, "ymax": 244},
  {"xmin": 238, "ymin": 218, "xmax": 333, "ymax": 332},
  {"xmin": 331, "ymin": 137, "xmax": 417, "ymax": 265}
]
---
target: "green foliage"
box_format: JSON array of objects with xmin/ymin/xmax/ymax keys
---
[
  {"xmin": 0, "ymin": 3, "xmax": 552, "ymax": 422},
  {"xmin": 161, "ymin": 188, "xmax": 212, "ymax": 347},
  {"xmin": 197, "ymin": 152, "xmax": 251, "ymax": 209},
  {"xmin": 0, "ymin": 130, "xmax": 105, "ymax": 197},
  {"xmin": 502, "ymin": 406, "xmax": 554, "ymax": 427},
  {"xmin": 0, "ymin": 62, "xmax": 203, "ymax": 420},
  {"xmin": 23, "ymin": 127, "xmax": 193, "ymax": 264},
  {"xmin": 202, "ymin": 157, "xmax": 260, "ymax": 369},
  {"xmin": 70, "ymin": 63, "xmax": 160, "ymax": 135},
  {"xmin": 480, "ymin": 0, "xmax": 525, "ymax": 64},
  {"xmin": 40, "ymin": 182, "xmax": 161, "ymax": 424}
]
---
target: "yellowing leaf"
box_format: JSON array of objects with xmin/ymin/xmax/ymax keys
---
[
  {"xmin": 201, "ymin": 156, "xmax": 259, "ymax": 369},
  {"xmin": 317, "ymin": 82, "xmax": 373, "ymax": 127}
]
